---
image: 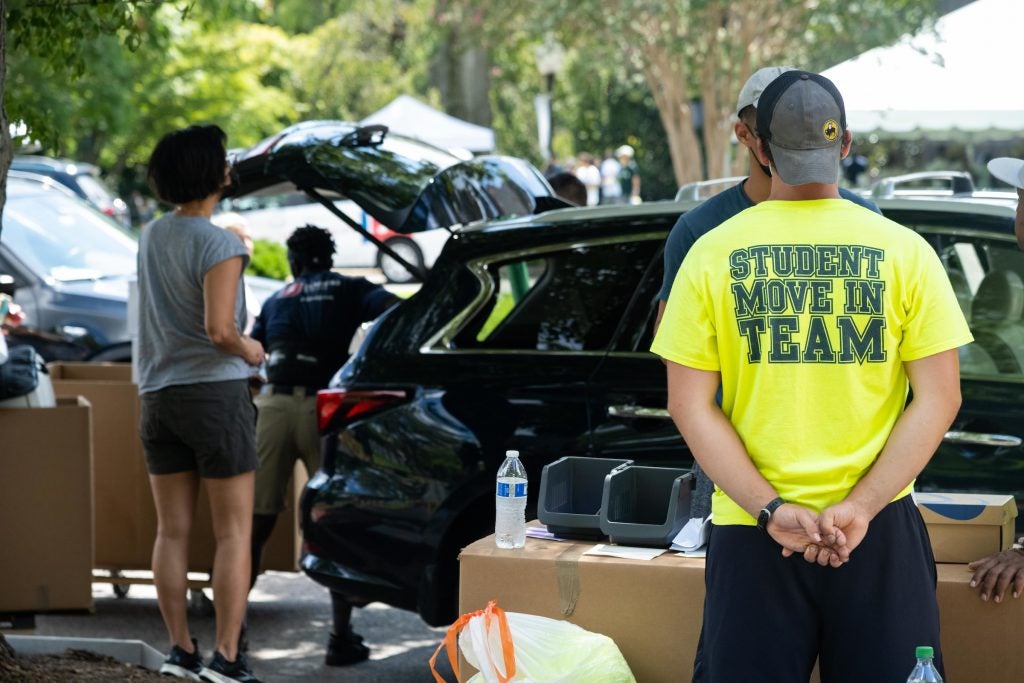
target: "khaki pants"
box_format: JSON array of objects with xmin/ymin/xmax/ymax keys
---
[{"xmin": 253, "ymin": 389, "xmax": 319, "ymax": 515}]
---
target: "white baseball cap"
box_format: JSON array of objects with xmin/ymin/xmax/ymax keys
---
[
  {"xmin": 988, "ymin": 157, "xmax": 1024, "ymax": 189},
  {"xmin": 736, "ymin": 66, "xmax": 796, "ymax": 115},
  {"xmin": 615, "ymin": 145, "xmax": 634, "ymax": 158}
]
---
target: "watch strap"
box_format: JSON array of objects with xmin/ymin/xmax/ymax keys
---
[{"xmin": 756, "ymin": 496, "xmax": 786, "ymax": 531}]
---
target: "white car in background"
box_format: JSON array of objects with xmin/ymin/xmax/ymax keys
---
[{"xmin": 220, "ymin": 185, "xmax": 449, "ymax": 284}]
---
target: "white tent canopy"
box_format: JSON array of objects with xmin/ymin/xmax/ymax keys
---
[
  {"xmin": 822, "ymin": 0, "xmax": 1024, "ymax": 134},
  {"xmin": 360, "ymin": 95, "xmax": 496, "ymax": 154}
]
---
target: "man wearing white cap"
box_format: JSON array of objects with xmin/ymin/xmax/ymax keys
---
[
  {"xmin": 654, "ymin": 70, "xmax": 973, "ymax": 681},
  {"xmin": 966, "ymin": 156, "xmax": 1024, "ymax": 603},
  {"xmin": 987, "ymin": 157, "xmax": 1024, "ymax": 249}
]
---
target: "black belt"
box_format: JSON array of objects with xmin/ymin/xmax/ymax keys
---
[{"xmin": 260, "ymin": 384, "xmax": 320, "ymax": 397}]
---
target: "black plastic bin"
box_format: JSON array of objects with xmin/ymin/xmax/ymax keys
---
[
  {"xmin": 537, "ymin": 456, "xmax": 633, "ymax": 538},
  {"xmin": 600, "ymin": 466, "xmax": 692, "ymax": 547}
]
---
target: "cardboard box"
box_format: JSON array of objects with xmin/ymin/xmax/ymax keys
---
[
  {"xmin": 916, "ymin": 492, "xmax": 1017, "ymax": 564},
  {"xmin": 937, "ymin": 563, "xmax": 1024, "ymax": 680},
  {"xmin": 0, "ymin": 397, "xmax": 94, "ymax": 611},
  {"xmin": 459, "ymin": 533, "xmax": 1024, "ymax": 683},
  {"xmin": 459, "ymin": 534, "xmax": 705, "ymax": 683},
  {"xmin": 48, "ymin": 362, "xmax": 304, "ymax": 574}
]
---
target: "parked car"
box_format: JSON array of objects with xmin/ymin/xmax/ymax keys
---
[
  {"xmin": 300, "ymin": 189, "xmax": 1024, "ymax": 627},
  {"xmin": 11, "ymin": 155, "xmax": 131, "ymax": 228},
  {"xmin": 1, "ymin": 172, "xmax": 136, "ymax": 360},
  {"xmin": 0, "ymin": 171, "xmax": 283, "ymax": 361}
]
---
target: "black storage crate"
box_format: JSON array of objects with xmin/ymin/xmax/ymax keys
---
[
  {"xmin": 600, "ymin": 466, "xmax": 692, "ymax": 547},
  {"xmin": 537, "ymin": 456, "xmax": 633, "ymax": 538}
]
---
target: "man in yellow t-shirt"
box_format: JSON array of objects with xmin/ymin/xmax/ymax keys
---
[{"xmin": 652, "ymin": 71, "xmax": 973, "ymax": 682}]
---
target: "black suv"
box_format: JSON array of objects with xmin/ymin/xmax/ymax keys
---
[{"xmin": 303, "ymin": 192, "xmax": 1024, "ymax": 627}]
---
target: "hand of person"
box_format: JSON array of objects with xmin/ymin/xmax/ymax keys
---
[
  {"xmin": 968, "ymin": 548, "xmax": 1024, "ymax": 602},
  {"xmin": 241, "ymin": 336, "xmax": 265, "ymax": 367},
  {"xmin": 768, "ymin": 503, "xmax": 833, "ymax": 559},
  {"xmin": 813, "ymin": 501, "xmax": 871, "ymax": 566}
]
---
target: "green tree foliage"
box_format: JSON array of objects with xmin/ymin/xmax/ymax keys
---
[
  {"xmin": 458, "ymin": 0, "xmax": 941, "ymax": 188},
  {"xmin": 1, "ymin": 0, "xmax": 170, "ymax": 232},
  {"xmin": 286, "ymin": 0, "xmax": 438, "ymax": 121},
  {"xmin": 248, "ymin": 238, "xmax": 290, "ymax": 279}
]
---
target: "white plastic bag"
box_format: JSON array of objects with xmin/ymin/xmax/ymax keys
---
[{"xmin": 430, "ymin": 600, "xmax": 635, "ymax": 683}]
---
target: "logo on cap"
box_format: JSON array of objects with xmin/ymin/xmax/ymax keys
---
[{"xmin": 822, "ymin": 119, "xmax": 838, "ymax": 142}]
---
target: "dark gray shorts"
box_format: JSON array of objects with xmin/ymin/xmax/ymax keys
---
[{"xmin": 140, "ymin": 379, "xmax": 258, "ymax": 478}]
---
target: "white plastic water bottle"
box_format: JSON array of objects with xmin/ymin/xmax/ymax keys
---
[
  {"xmin": 495, "ymin": 450, "xmax": 527, "ymax": 548},
  {"xmin": 906, "ymin": 646, "xmax": 943, "ymax": 683}
]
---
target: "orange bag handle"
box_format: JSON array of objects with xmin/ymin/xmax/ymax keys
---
[{"xmin": 429, "ymin": 599, "xmax": 516, "ymax": 683}]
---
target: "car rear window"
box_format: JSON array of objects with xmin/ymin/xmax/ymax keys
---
[{"xmin": 455, "ymin": 239, "xmax": 660, "ymax": 352}]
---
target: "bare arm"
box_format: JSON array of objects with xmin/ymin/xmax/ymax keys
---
[
  {"xmin": 1015, "ymin": 188, "xmax": 1024, "ymax": 250},
  {"xmin": 654, "ymin": 299, "xmax": 667, "ymax": 338},
  {"xmin": 203, "ymin": 256, "xmax": 264, "ymax": 366},
  {"xmin": 666, "ymin": 361, "xmax": 824, "ymax": 554},
  {"xmin": 818, "ymin": 349, "xmax": 962, "ymax": 556}
]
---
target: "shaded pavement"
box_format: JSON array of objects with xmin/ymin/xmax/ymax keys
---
[{"xmin": 30, "ymin": 571, "xmax": 457, "ymax": 682}]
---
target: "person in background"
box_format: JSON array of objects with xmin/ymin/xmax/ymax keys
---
[
  {"xmin": 211, "ymin": 211, "xmax": 259, "ymax": 334},
  {"xmin": 615, "ymin": 145, "xmax": 641, "ymax": 204},
  {"xmin": 248, "ymin": 225, "xmax": 399, "ymax": 666},
  {"xmin": 966, "ymin": 156, "xmax": 1024, "ymax": 602},
  {"xmin": 138, "ymin": 124, "xmax": 264, "ymax": 683},
  {"xmin": 548, "ymin": 171, "xmax": 588, "ymax": 207},
  {"xmin": 599, "ymin": 148, "xmax": 622, "ymax": 204},
  {"xmin": 654, "ymin": 70, "xmax": 971, "ymax": 681},
  {"xmin": 573, "ymin": 152, "xmax": 602, "ymax": 206}
]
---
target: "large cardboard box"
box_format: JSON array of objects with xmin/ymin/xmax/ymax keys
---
[
  {"xmin": 916, "ymin": 492, "xmax": 1017, "ymax": 563},
  {"xmin": 459, "ymin": 533, "xmax": 1024, "ymax": 683},
  {"xmin": 48, "ymin": 362, "xmax": 303, "ymax": 574},
  {"xmin": 459, "ymin": 534, "xmax": 704, "ymax": 683},
  {"xmin": 0, "ymin": 397, "xmax": 94, "ymax": 611}
]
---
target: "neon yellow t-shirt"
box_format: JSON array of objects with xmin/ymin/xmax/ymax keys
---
[{"xmin": 651, "ymin": 199, "xmax": 974, "ymax": 526}]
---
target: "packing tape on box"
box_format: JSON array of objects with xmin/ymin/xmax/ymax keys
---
[{"xmin": 555, "ymin": 544, "xmax": 586, "ymax": 617}]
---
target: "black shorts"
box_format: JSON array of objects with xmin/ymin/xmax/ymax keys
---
[
  {"xmin": 696, "ymin": 495, "xmax": 942, "ymax": 683},
  {"xmin": 140, "ymin": 379, "xmax": 258, "ymax": 478}
]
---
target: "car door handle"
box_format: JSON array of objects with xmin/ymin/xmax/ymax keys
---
[
  {"xmin": 607, "ymin": 405, "xmax": 672, "ymax": 419},
  {"xmin": 943, "ymin": 430, "xmax": 1022, "ymax": 448}
]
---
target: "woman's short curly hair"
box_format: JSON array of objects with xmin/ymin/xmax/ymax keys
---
[
  {"xmin": 147, "ymin": 124, "xmax": 228, "ymax": 205},
  {"xmin": 286, "ymin": 224, "xmax": 336, "ymax": 272}
]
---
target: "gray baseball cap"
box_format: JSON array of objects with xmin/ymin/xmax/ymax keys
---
[
  {"xmin": 735, "ymin": 66, "xmax": 796, "ymax": 115},
  {"xmin": 988, "ymin": 157, "xmax": 1024, "ymax": 189},
  {"xmin": 756, "ymin": 71, "xmax": 846, "ymax": 186}
]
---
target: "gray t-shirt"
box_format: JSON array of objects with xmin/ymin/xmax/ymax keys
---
[{"xmin": 137, "ymin": 213, "xmax": 250, "ymax": 393}]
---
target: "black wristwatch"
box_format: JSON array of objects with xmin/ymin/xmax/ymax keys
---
[{"xmin": 756, "ymin": 497, "xmax": 786, "ymax": 532}]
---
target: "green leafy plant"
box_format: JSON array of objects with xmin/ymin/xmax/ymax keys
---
[{"xmin": 248, "ymin": 239, "xmax": 290, "ymax": 280}]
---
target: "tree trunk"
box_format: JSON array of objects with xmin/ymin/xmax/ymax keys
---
[
  {"xmin": 0, "ymin": 0, "xmax": 11, "ymax": 240},
  {"xmin": 639, "ymin": 43, "xmax": 703, "ymax": 187}
]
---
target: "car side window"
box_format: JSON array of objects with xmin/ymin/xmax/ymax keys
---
[
  {"xmin": 918, "ymin": 226, "xmax": 1024, "ymax": 380},
  {"xmin": 455, "ymin": 240, "xmax": 660, "ymax": 352}
]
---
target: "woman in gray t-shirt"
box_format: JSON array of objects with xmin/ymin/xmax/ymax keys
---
[{"xmin": 139, "ymin": 125, "xmax": 265, "ymax": 682}]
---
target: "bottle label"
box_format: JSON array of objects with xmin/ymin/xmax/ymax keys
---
[{"xmin": 496, "ymin": 482, "xmax": 527, "ymax": 497}]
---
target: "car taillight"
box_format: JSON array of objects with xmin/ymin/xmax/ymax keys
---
[{"xmin": 316, "ymin": 389, "xmax": 408, "ymax": 432}]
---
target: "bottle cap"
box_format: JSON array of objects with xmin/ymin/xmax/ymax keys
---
[
  {"xmin": 506, "ymin": 450, "xmax": 520, "ymax": 458},
  {"xmin": 915, "ymin": 646, "xmax": 934, "ymax": 658}
]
